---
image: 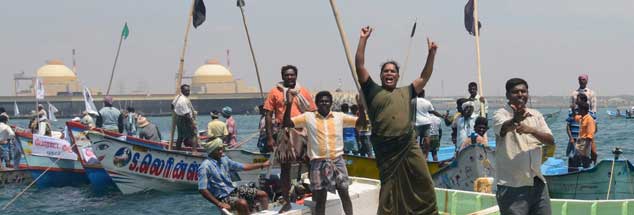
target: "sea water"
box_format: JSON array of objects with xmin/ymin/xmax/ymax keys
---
[{"xmin": 1, "ymin": 108, "xmax": 632, "ymax": 214}]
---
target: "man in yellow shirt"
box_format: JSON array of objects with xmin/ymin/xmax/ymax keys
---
[
  {"xmin": 207, "ymin": 110, "xmax": 228, "ymax": 141},
  {"xmin": 283, "ymin": 91, "xmax": 366, "ymax": 215}
]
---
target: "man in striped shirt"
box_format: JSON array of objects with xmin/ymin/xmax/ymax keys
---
[{"xmin": 283, "ymin": 91, "xmax": 366, "ymax": 215}]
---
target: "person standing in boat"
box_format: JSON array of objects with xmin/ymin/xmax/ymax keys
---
[
  {"xmin": 494, "ymin": 78, "xmax": 554, "ymax": 215},
  {"xmin": 172, "ymin": 84, "xmax": 198, "ymax": 152},
  {"xmin": 284, "ymin": 91, "xmax": 366, "ymax": 215},
  {"xmin": 97, "ymin": 96, "xmax": 123, "ymax": 133},
  {"xmin": 123, "ymin": 106, "xmax": 138, "ymax": 136},
  {"xmin": 468, "ymin": 82, "xmax": 488, "ymax": 118},
  {"xmin": 263, "ymin": 65, "xmax": 316, "ymax": 213},
  {"xmin": 221, "ymin": 106, "xmax": 237, "ymax": 148},
  {"xmin": 198, "ymin": 138, "xmax": 270, "ymax": 215},
  {"xmin": 570, "ymin": 102, "xmax": 595, "ymax": 169},
  {"xmin": 571, "ymin": 74, "xmax": 597, "ymax": 116},
  {"xmin": 355, "ymin": 25, "xmax": 439, "ymax": 214},
  {"xmin": 413, "ymin": 89, "xmax": 445, "ymax": 159},
  {"xmin": 0, "ymin": 115, "xmax": 15, "ymax": 170}
]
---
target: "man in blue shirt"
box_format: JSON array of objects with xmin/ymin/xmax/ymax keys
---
[{"xmin": 198, "ymin": 138, "xmax": 270, "ymax": 215}]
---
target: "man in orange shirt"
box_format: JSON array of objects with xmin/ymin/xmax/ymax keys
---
[
  {"xmin": 572, "ymin": 102, "xmax": 595, "ymax": 169},
  {"xmin": 263, "ymin": 65, "xmax": 316, "ymax": 213}
]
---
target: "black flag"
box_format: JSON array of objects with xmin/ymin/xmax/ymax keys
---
[
  {"xmin": 410, "ymin": 21, "xmax": 417, "ymax": 38},
  {"xmin": 193, "ymin": 0, "xmax": 206, "ymax": 28},
  {"xmin": 464, "ymin": 0, "xmax": 482, "ymax": 36},
  {"xmin": 237, "ymin": 0, "xmax": 245, "ymax": 7}
]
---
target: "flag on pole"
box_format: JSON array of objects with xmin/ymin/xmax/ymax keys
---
[
  {"xmin": 193, "ymin": 0, "xmax": 206, "ymax": 28},
  {"xmin": 47, "ymin": 102, "xmax": 59, "ymax": 121},
  {"xmin": 35, "ymin": 78, "xmax": 45, "ymax": 100},
  {"xmin": 13, "ymin": 101, "xmax": 20, "ymax": 116},
  {"xmin": 83, "ymin": 88, "xmax": 98, "ymax": 115},
  {"xmin": 122, "ymin": 22, "xmax": 130, "ymax": 39},
  {"xmin": 464, "ymin": 0, "xmax": 482, "ymax": 36},
  {"xmin": 410, "ymin": 21, "xmax": 417, "ymax": 38},
  {"xmin": 237, "ymin": 0, "xmax": 245, "ymax": 7}
]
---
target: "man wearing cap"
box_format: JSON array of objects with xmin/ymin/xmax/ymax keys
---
[
  {"xmin": 571, "ymin": 74, "xmax": 597, "ymax": 114},
  {"xmin": 137, "ymin": 114, "xmax": 162, "ymax": 142},
  {"xmin": 221, "ymin": 106, "xmax": 237, "ymax": 148},
  {"xmin": 198, "ymin": 138, "xmax": 270, "ymax": 215},
  {"xmin": 97, "ymin": 96, "xmax": 123, "ymax": 133},
  {"xmin": 172, "ymin": 84, "xmax": 198, "ymax": 151},
  {"xmin": 207, "ymin": 110, "xmax": 228, "ymax": 141}
]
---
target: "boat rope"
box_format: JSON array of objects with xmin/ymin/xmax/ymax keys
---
[
  {"xmin": 606, "ymin": 159, "xmax": 617, "ymax": 200},
  {"xmin": 231, "ymin": 131, "xmax": 260, "ymax": 149},
  {"xmin": 2, "ymin": 133, "xmax": 80, "ymax": 210}
]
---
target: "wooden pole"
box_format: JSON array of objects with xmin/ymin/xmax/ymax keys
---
[
  {"xmin": 473, "ymin": 0, "xmax": 485, "ymax": 117},
  {"xmin": 327, "ymin": 0, "xmax": 367, "ymax": 108},
  {"xmin": 169, "ymin": 0, "xmax": 196, "ymax": 150},
  {"xmin": 237, "ymin": 3, "xmax": 265, "ymax": 102},
  {"xmin": 106, "ymin": 35, "xmax": 124, "ymax": 96}
]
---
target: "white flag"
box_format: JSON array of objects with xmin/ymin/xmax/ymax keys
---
[
  {"xmin": 35, "ymin": 78, "xmax": 45, "ymax": 100},
  {"xmin": 83, "ymin": 87, "xmax": 98, "ymax": 115},
  {"xmin": 47, "ymin": 102, "xmax": 59, "ymax": 121},
  {"xmin": 13, "ymin": 101, "xmax": 20, "ymax": 116}
]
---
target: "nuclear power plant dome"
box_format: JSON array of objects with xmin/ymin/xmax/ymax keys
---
[
  {"xmin": 192, "ymin": 59, "xmax": 233, "ymax": 83},
  {"xmin": 36, "ymin": 59, "xmax": 76, "ymax": 78}
]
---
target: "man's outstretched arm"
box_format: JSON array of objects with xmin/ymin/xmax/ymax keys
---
[
  {"xmin": 355, "ymin": 26, "xmax": 373, "ymax": 85},
  {"xmin": 412, "ymin": 38, "xmax": 438, "ymax": 94}
]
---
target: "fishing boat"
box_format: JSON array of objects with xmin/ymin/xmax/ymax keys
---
[
  {"xmin": 543, "ymin": 157, "xmax": 634, "ymax": 200},
  {"xmin": 432, "ymin": 144, "xmax": 496, "ymax": 192},
  {"xmin": 14, "ymin": 129, "xmax": 89, "ymax": 188}
]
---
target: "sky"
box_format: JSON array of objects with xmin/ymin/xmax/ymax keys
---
[{"xmin": 1, "ymin": 0, "xmax": 633, "ymax": 97}]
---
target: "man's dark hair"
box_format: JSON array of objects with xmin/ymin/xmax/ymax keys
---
[
  {"xmin": 0, "ymin": 115, "xmax": 7, "ymax": 123},
  {"xmin": 211, "ymin": 110, "xmax": 220, "ymax": 119},
  {"xmin": 315, "ymin": 91, "xmax": 333, "ymax": 102},
  {"xmin": 180, "ymin": 84, "xmax": 190, "ymax": 91},
  {"xmin": 340, "ymin": 103, "xmax": 349, "ymax": 113},
  {"xmin": 475, "ymin": 116, "xmax": 488, "ymax": 127},
  {"xmin": 380, "ymin": 61, "xmax": 400, "ymax": 74},
  {"xmin": 505, "ymin": 78, "xmax": 528, "ymax": 92},
  {"xmin": 578, "ymin": 101, "xmax": 590, "ymax": 112},
  {"xmin": 457, "ymin": 98, "xmax": 468, "ymax": 108},
  {"xmin": 281, "ymin": 65, "xmax": 298, "ymax": 75},
  {"xmin": 469, "ymin": 82, "xmax": 477, "ymax": 88},
  {"xmin": 350, "ymin": 104, "xmax": 358, "ymax": 113},
  {"xmin": 127, "ymin": 107, "xmax": 135, "ymax": 112}
]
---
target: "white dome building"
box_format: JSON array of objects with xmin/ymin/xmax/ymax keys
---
[
  {"xmin": 35, "ymin": 59, "xmax": 80, "ymax": 96},
  {"xmin": 191, "ymin": 59, "xmax": 256, "ymax": 94}
]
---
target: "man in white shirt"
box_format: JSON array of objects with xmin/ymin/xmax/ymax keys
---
[
  {"xmin": 468, "ymin": 82, "xmax": 488, "ymax": 118},
  {"xmin": 494, "ymin": 78, "xmax": 554, "ymax": 215},
  {"xmin": 413, "ymin": 89, "xmax": 445, "ymax": 157},
  {"xmin": 172, "ymin": 84, "xmax": 198, "ymax": 152},
  {"xmin": 0, "ymin": 115, "xmax": 15, "ymax": 170},
  {"xmin": 571, "ymin": 74, "xmax": 597, "ymax": 114}
]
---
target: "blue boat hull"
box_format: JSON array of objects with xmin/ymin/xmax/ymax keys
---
[
  {"xmin": 29, "ymin": 169, "xmax": 89, "ymax": 188},
  {"xmin": 85, "ymin": 167, "xmax": 117, "ymax": 193}
]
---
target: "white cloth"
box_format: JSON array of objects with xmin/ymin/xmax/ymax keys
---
[
  {"xmin": 276, "ymin": 82, "xmax": 312, "ymax": 113},
  {"xmin": 454, "ymin": 116, "xmax": 476, "ymax": 146},
  {"xmin": 571, "ymin": 88, "xmax": 597, "ymax": 113},
  {"xmin": 172, "ymin": 94, "xmax": 194, "ymax": 117},
  {"xmin": 472, "ymin": 94, "xmax": 488, "ymax": 117},
  {"xmin": 493, "ymin": 106, "xmax": 552, "ymax": 187},
  {"xmin": 413, "ymin": 98, "xmax": 435, "ymax": 126},
  {"xmin": 429, "ymin": 116, "xmax": 442, "ymax": 136},
  {"xmin": 0, "ymin": 122, "xmax": 15, "ymax": 142}
]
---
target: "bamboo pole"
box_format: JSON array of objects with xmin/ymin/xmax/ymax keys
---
[
  {"xmin": 327, "ymin": 0, "xmax": 367, "ymax": 108},
  {"xmin": 237, "ymin": 2, "xmax": 265, "ymax": 102},
  {"xmin": 106, "ymin": 34, "xmax": 124, "ymax": 96},
  {"xmin": 169, "ymin": 0, "xmax": 196, "ymax": 150},
  {"xmin": 473, "ymin": 0, "xmax": 485, "ymax": 117}
]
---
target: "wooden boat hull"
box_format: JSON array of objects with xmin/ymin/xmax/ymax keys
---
[
  {"xmin": 432, "ymin": 144, "xmax": 496, "ymax": 192},
  {"xmin": 66, "ymin": 121, "xmax": 117, "ymax": 193},
  {"xmin": 15, "ymin": 131, "xmax": 88, "ymax": 188},
  {"xmin": 545, "ymin": 159, "xmax": 634, "ymax": 200}
]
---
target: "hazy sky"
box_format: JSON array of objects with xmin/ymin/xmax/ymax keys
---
[{"xmin": 1, "ymin": 0, "xmax": 633, "ymax": 97}]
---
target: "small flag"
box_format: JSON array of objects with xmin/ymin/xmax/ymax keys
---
[
  {"xmin": 122, "ymin": 22, "xmax": 130, "ymax": 39},
  {"xmin": 410, "ymin": 21, "xmax": 417, "ymax": 38},
  {"xmin": 83, "ymin": 88, "xmax": 98, "ymax": 115},
  {"xmin": 14, "ymin": 101, "xmax": 20, "ymax": 116},
  {"xmin": 35, "ymin": 78, "xmax": 45, "ymax": 100},
  {"xmin": 464, "ymin": 0, "xmax": 482, "ymax": 36},
  {"xmin": 193, "ymin": 0, "xmax": 206, "ymax": 28},
  {"xmin": 237, "ymin": 0, "xmax": 245, "ymax": 7},
  {"xmin": 48, "ymin": 102, "xmax": 59, "ymax": 122}
]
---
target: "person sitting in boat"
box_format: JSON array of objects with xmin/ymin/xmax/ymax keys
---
[
  {"xmin": 0, "ymin": 115, "xmax": 15, "ymax": 170},
  {"xmin": 570, "ymin": 102, "xmax": 596, "ymax": 169},
  {"xmin": 207, "ymin": 110, "xmax": 228, "ymax": 142},
  {"xmin": 97, "ymin": 96, "xmax": 123, "ymax": 133},
  {"xmin": 454, "ymin": 101, "xmax": 476, "ymax": 150},
  {"xmin": 198, "ymin": 138, "xmax": 270, "ymax": 215},
  {"xmin": 284, "ymin": 91, "xmax": 367, "ymax": 215},
  {"xmin": 221, "ymin": 106, "xmax": 238, "ymax": 148},
  {"xmin": 137, "ymin": 114, "xmax": 162, "ymax": 142},
  {"xmin": 459, "ymin": 116, "xmax": 489, "ymax": 151}
]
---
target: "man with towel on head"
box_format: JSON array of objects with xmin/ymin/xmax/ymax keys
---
[
  {"xmin": 263, "ymin": 64, "xmax": 316, "ymax": 213},
  {"xmin": 198, "ymin": 138, "xmax": 270, "ymax": 215},
  {"xmin": 222, "ymin": 106, "xmax": 237, "ymax": 148},
  {"xmin": 355, "ymin": 25, "xmax": 439, "ymax": 214}
]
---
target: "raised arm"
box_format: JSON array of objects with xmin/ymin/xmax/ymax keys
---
[
  {"xmin": 412, "ymin": 38, "xmax": 438, "ymax": 94},
  {"xmin": 355, "ymin": 26, "xmax": 373, "ymax": 85}
]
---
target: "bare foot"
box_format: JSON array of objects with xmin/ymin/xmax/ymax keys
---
[{"xmin": 278, "ymin": 202, "xmax": 292, "ymax": 213}]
